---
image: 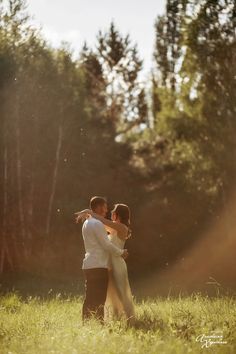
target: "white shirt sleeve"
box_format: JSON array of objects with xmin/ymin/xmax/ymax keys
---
[{"xmin": 93, "ymin": 221, "xmax": 124, "ymax": 256}]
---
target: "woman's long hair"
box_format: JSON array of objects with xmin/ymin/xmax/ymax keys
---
[{"xmin": 111, "ymin": 203, "xmax": 132, "ymax": 239}]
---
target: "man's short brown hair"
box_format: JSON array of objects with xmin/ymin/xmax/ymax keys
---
[{"xmin": 90, "ymin": 196, "xmax": 107, "ymax": 211}]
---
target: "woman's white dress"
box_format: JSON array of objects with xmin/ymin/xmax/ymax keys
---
[{"xmin": 104, "ymin": 229, "xmax": 135, "ymax": 323}]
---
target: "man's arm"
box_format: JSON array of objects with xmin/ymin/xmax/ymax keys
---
[{"xmin": 93, "ymin": 221, "xmax": 124, "ymax": 256}]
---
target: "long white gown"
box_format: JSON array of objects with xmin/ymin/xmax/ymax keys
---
[{"xmin": 104, "ymin": 229, "xmax": 135, "ymax": 323}]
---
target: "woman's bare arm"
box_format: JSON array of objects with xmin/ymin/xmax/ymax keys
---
[
  {"xmin": 75, "ymin": 209, "xmax": 128, "ymax": 240},
  {"xmin": 92, "ymin": 212, "xmax": 128, "ymax": 240}
]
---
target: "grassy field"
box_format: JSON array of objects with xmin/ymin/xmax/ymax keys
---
[{"xmin": 0, "ymin": 292, "xmax": 235, "ymax": 354}]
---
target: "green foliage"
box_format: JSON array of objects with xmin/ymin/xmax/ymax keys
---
[
  {"xmin": 149, "ymin": 0, "xmax": 236, "ymax": 197},
  {"xmin": 153, "ymin": 0, "xmax": 183, "ymax": 91},
  {"xmin": 97, "ymin": 22, "xmax": 148, "ymax": 136}
]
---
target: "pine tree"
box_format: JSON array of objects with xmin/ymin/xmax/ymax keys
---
[{"xmin": 97, "ymin": 22, "xmax": 147, "ymax": 137}]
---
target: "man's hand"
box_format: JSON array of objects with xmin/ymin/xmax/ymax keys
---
[{"xmin": 122, "ymin": 249, "xmax": 129, "ymax": 260}]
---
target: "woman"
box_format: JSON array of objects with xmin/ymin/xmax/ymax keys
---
[{"xmin": 76, "ymin": 203, "xmax": 135, "ymax": 324}]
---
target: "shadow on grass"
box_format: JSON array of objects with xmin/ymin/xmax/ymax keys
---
[{"xmin": 131, "ymin": 316, "xmax": 166, "ymax": 332}]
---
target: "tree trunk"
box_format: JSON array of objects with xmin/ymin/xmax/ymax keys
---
[
  {"xmin": 45, "ymin": 123, "xmax": 63, "ymax": 237},
  {"xmin": 15, "ymin": 96, "xmax": 27, "ymax": 260},
  {"xmin": 0, "ymin": 133, "xmax": 14, "ymax": 273},
  {"xmin": 26, "ymin": 110, "xmax": 39, "ymax": 257},
  {"xmin": 28, "ymin": 178, "xmax": 34, "ymax": 238}
]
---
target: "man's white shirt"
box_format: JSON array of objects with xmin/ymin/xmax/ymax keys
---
[{"xmin": 82, "ymin": 217, "xmax": 123, "ymax": 269}]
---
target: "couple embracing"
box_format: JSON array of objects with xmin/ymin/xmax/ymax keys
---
[{"xmin": 75, "ymin": 196, "xmax": 135, "ymax": 325}]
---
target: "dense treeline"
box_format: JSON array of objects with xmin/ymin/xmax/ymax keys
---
[
  {"xmin": 131, "ymin": 0, "xmax": 236, "ymax": 277},
  {"xmin": 0, "ymin": 0, "xmax": 235, "ymax": 291}
]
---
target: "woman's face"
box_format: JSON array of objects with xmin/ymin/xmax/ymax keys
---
[{"xmin": 111, "ymin": 211, "xmax": 117, "ymax": 221}]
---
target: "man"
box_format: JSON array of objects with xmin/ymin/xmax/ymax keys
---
[{"xmin": 80, "ymin": 196, "xmax": 128, "ymax": 322}]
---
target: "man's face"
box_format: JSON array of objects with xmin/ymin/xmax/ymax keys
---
[
  {"xmin": 95, "ymin": 203, "xmax": 108, "ymax": 217},
  {"xmin": 101, "ymin": 203, "xmax": 108, "ymax": 217}
]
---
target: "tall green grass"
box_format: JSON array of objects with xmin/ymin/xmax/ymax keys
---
[{"xmin": 0, "ymin": 292, "xmax": 235, "ymax": 353}]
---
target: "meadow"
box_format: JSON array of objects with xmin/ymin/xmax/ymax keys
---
[{"xmin": 0, "ymin": 292, "xmax": 235, "ymax": 354}]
